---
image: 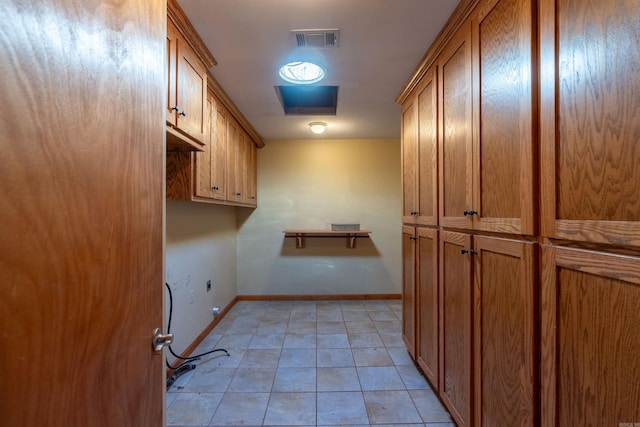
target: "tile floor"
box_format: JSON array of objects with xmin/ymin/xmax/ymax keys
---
[{"xmin": 166, "ymin": 299, "xmax": 454, "ymax": 426}]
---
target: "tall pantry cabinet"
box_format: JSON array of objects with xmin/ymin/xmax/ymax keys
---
[
  {"xmin": 400, "ymin": 0, "xmax": 640, "ymax": 426},
  {"xmin": 539, "ymin": 0, "xmax": 640, "ymax": 425}
]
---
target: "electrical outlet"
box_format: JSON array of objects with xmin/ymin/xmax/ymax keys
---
[{"xmin": 206, "ymin": 280, "xmax": 211, "ymax": 292}]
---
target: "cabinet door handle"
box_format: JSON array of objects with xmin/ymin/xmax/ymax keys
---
[
  {"xmin": 409, "ymin": 236, "xmax": 417, "ymax": 241},
  {"xmin": 463, "ymin": 210, "xmax": 478, "ymax": 216},
  {"xmin": 235, "ymin": 192, "xmax": 241, "ymax": 196},
  {"xmin": 411, "ymin": 211, "xmax": 418, "ymax": 216},
  {"xmin": 179, "ymin": 111, "xmax": 187, "ymax": 117},
  {"xmin": 212, "ymin": 186, "xmax": 219, "ymax": 191},
  {"xmin": 461, "ymin": 248, "xmax": 478, "ymax": 256},
  {"xmin": 171, "ymin": 105, "xmax": 179, "ymax": 112}
]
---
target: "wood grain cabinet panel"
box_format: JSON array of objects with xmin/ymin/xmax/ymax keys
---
[
  {"xmin": 473, "ymin": 236, "xmax": 536, "ymax": 427},
  {"xmin": 439, "ymin": 231, "xmax": 473, "ymax": 427},
  {"xmin": 541, "ymin": 246, "xmax": 640, "ymax": 426},
  {"xmin": 245, "ymin": 134, "xmax": 258, "ymax": 206},
  {"xmin": 401, "ymin": 97, "xmax": 418, "ymax": 224},
  {"xmin": 402, "ymin": 226, "xmax": 417, "ymax": 358},
  {"xmin": 416, "ymin": 227, "xmax": 439, "ymax": 388},
  {"xmin": 210, "ymin": 99, "xmax": 228, "ymax": 201},
  {"xmin": 166, "ymin": 20, "xmax": 207, "ymax": 149},
  {"xmin": 438, "ymin": 23, "xmax": 474, "ymax": 230},
  {"xmin": 194, "ymin": 94, "xmax": 214, "ymax": 199},
  {"xmin": 401, "ymin": 66, "xmax": 439, "ymax": 226},
  {"xmin": 540, "ymin": 0, "xmax": 640, "ymax": 247},
  {"xmin": 472, "ymin": 0, "xmax": 535, "ymax": 235}
]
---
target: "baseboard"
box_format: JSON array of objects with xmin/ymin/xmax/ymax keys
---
[
  {"xmin": 237, "ymin": 293, "xmax": 401, "ymax": 301},
  {"xmin": 166, "ymin": 295, "xmax": 238, "ymax": 374}
]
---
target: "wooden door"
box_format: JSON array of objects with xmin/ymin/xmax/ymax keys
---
[
  {"xmin": 167, "ymin": 20, "xmax": 179, "ymax": 127},
  {"xmin": 472, "ymin": 0, "xmax": 535, "ymax": 235},
  {"xmin": 416, "ymin": 227, "xmax": 439, "ymax": 388},
  {"xmin": 474, "ymin": 236, "xmax": 536, "ymax": 427},
  {"xmin": 540, "ymin": 0, "xmax": 640, "ymax": 247},
  {"xmin": 402, "ymin": 226, "xmax": 417, "ymax": 358},
  {"xmin": 0, "ymin": 1, "xmax": 165, "ymax": 425},
  {"xmin": 416, "ymin": 67, "xmax": 439, "ymax": 227},
  {"xmin": 194, "ymin": 93, "xmax": 214, "ymax": 199},
  {"xmin": 439, "ymin": 231, "xmax": 473, "ymax": 427},
  {"xmin": 438, "ymin": 22, "xmax": 473, "ymax": 230},
  {"xmin": 401, "ymin": 96, "xmax": 418, "ymax": 224},
  {"xmin": 176, "ymin": 35, "xmax": 207, "ymax": 144},
  {"xmin": 211, "ymin": 99, "xmax": 228, "ymax": 200},
  {"xmin": 541, "ymin": 246, "xmax": 640, "ymax": 426}
]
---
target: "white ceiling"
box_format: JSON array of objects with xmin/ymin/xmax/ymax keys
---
[{"xmin": 177, "ymin": 0, "xmax": 459, "ymax": 141}]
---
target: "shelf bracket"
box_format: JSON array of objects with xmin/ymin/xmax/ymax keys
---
[{"xmin": 295, "ymin": 233, "xmax": 305, "ymax": 249}]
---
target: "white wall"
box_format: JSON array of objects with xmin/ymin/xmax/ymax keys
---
[
  {"xmin": 165, "ymin": 202, "xmax": 238, "ymax": 361},
  {"xmin": 237, "ymin": 138, "xmax": 402, "ymax": 296}
]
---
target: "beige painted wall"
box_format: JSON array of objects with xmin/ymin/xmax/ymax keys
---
[
  {"xmin": 165, "ymin": 202, "xmax": 238, "ymax": 361},
  {"xmin": 237, "ymin": 138, "xmax": 402, "ymax": 296}
]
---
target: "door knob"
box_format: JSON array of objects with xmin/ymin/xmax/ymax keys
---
[{"xmin": 152, "ymin": 328, "xmax": 174, "ymax": 354}]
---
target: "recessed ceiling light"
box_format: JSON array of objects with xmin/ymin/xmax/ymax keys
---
[
  {"xmin": 309, "ymin": 122, "xmax": 327, "ymax": 134},
  {"xmin": 279, "ymin": 61, "xmax": 325, "ymax": 85}
]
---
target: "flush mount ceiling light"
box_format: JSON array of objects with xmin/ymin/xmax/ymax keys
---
[
  {"xmin": 279, "ymin": 61, "xmax": 325, "ymax": 85},
  {"xmin": 309, "ymin": 122, "xmax": 327, "ymax": 134}
]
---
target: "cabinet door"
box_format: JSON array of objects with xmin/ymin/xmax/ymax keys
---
[
  {"xmin": 210, "ymin": 99, "xmax": 227, "ymax": 201},
  {"xmin": 472, "ymin": 0, "xmax": 535, "ymax": 235},
  {"xmin": 474, "ymin": 236, "xmax": 536, "ymax": 427},
  {"xmin": 176, "ymin": 37, "xmax": 207, "ymax": 144},
  {"xmin": 245, "ymin": 136, "xmax": 257, "ymax": 206},
  {"xmin": 416, "ymin": 227, "xmax": 438, "ymax": 387},
  {"xmin": 540, "ymin": 0, "xmax": 640, "ymax": 247},
  {"xmin": 401, "ymin": 97, "xmax": 418, "ymax": 224},
  {"xmin": 194, "ymin": 94, "xmax": 213, "ymax": 199},
  {"xmin": 439, "ymin": 231, "xmax": 473, "ymax": 427},
  {"xmin": 417, "ymin": 67, "xmax": 439, "ymax": 227},
  {"xmin": 438, "ymin": 22, "xmax": 473, "ymax": 230},
  {"xmin": 225, "ymin": 117, "xmax": 242, "ymax": 202},
  {"xmin": 166, "ymin": 21, "xmax": 178, "ymax": 127},
  {"xmin": 541, "ymin": 246, "xmax": 640, "ymax": 426},
  {"xmin": 402, "ymin": 226, "xmax": 417, "ymax": 358}
]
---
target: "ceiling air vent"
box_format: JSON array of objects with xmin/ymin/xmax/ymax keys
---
[{"xmin": 292, "ymin": 29, "xmax": 339, "ymax": 48}]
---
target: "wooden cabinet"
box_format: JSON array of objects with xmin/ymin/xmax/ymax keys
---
[
  {"xmin": 438, "ymin": 22, "xmax": 473, "ymax": 231},
  {"xmin": 439, "ymin": 231, "xmax": 473, "ymax": 427},
  {"xmin": 540, "ymin": 0, "xmax": 640, "ymax": 247},
  {"xmin": 471, "ymin": 0, "xmax": 535, "ymax": 235},
  {"xmin": 167, "ymin": 91, "xmax": 259, "ymax": 208},
  {"xmin": 541, "ymin": 246, "xmax": 640, "ymax": 426},
  {"xmin": 401, "ymin": 67, "xmax": 439, "ymax": 226},
  {"xmin": 473, "ymin": 236, "xmax": 536, "ymax": 427},
  {"xmin": 437, "ymin": 0, "xmax": 535, "ymax": 235},
  {"xmin": 244, "ymin": 133, "xmax": 258, "ymax": 205},
  {"xmin": 416, "ymin": 227, "xmax": 439, "ymax": 388},
  {"xmin": 194, "ymin": 94, "xmax": 227, "ymax": 201},
  {"xmin": 400, "ymin": 0, "xmax": 640, "ymax": 425},
  {"xmin": 401, "ymin": 226, "xmax": 417, "ymax": 358},
  {"xmin": 166, "ymin": 19, "xmax": 208, "ymax": 151}
]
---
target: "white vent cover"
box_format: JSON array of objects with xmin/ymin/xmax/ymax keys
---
[{"xmin": 291, "ymin": 29, "xmax": 339, "ymax": 48}]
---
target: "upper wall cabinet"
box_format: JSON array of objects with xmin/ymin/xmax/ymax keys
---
[
  {"xmin": 166, "ymin": 0, "xmax": 215, "ymax": 151},
  {"xmin": 401, "ymin": 66, "xmax": 439, "ymax": 226},
  {"xmin": 540, "ymin": 0, "xmax": 640, "ymax": 247}
]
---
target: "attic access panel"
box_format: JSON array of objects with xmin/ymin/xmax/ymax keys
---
[{"xmin": 275, "ymin": 85, "xmax": 338, "ymax": 115}]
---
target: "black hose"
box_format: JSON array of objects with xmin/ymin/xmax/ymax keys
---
[{"xmin": 165, "ymin": 282, "xmax": 229, "ymax": 370}]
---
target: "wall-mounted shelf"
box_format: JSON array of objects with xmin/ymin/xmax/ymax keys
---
[{"xmin": 283, "ymin": 229, "xmax": 371, "ymax": 249}]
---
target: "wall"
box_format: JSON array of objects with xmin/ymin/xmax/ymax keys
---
[
  {"xmin": 165, "ymin": 202, "xmax": 238, "ymax": 361},
  {"xmin": 237, "ymin": 138, "xmax": 402, "ymax": 296}
]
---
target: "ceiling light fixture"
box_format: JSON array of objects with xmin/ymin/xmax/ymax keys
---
[
  {"xmin": 309, "ymin": 122, "xmax": 327, "ymax": 134},
  {"xmin": 279, "ymin": 61, "xmax": 325, "ymax": 85}
]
